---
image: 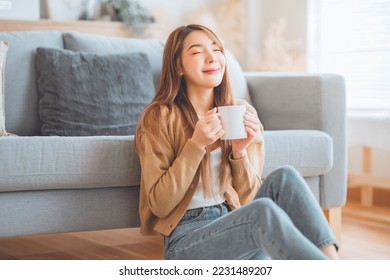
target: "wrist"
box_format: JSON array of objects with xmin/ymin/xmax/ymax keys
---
[
  {"xmin": 190, "ymin": 138, "xmax": 206, "ymax": 151},
  {"xmin": 232, "ymin": 149, "xmax": 246, "ymax": 160}
]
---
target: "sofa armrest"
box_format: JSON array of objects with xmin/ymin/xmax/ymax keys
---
[{"xmin": 244, "ymin": 72, "xmax": 347, "ymax": 209}]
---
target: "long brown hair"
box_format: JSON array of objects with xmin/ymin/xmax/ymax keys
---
[{"xmin": 135, "ymin": 24, "xmax": 235, "ymax": 197}]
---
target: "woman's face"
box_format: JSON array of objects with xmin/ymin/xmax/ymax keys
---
[{"xmin": 180, "ymin": 30, "xmax": 226, "ymax": 91}]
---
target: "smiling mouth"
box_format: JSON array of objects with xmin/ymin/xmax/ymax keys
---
[{"xmin": 203, "ymin": 68, "xmax": 220, "ymax": 74}]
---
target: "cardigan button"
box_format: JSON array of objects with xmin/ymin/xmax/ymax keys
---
[{"xmin": 169, "ymin": 224, "xmax": 173, "ymax": 228}]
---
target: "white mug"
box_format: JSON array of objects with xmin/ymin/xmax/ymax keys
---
[{"xmin": 218, "ymin": 105, "xmax": 247, "ymax": 140}]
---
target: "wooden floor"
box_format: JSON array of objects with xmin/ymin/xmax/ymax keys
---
[
  {"xmin": 339, "ymin": 201, "xmax": 390, "ymax": 259},
  {"xmin": 0, "ymin": 200, "xmax": 389, "ymax": 260}
]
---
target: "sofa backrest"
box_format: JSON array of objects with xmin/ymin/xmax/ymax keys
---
[
  {"xmin": 62, "ymin": 32, "xmax": 251, "ymax": 103},
  {"xmin": 0, "ymin": 31, "xmax": 64, "ymax": 136},
  {"xmin": 63, "ymin": 32, "xmax": 165, "ymax": 89},
  {"xmin": 0, "ymin": 31, "xmax": 250, "ymax": 136}
]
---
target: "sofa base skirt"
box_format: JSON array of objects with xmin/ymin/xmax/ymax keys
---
[
  {"xmin": 0, "ymin": 176, "xmax": 322, "ymax": 238},
  {"xmin": 0, "ymin": 186, "xmax": 140, "ymax": 238}
]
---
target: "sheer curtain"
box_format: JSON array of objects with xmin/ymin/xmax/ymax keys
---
[{"xmin": 307, "ymin": 0, "xmax": 390, "ymax": 114}]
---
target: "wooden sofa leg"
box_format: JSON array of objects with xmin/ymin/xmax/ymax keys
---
[{"xmin": 324, "ymin": 207, "xmax": 342, "ymax": 244}]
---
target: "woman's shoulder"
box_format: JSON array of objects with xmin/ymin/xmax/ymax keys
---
[
  {"xmin": 159, "ymin": 104, "xmax": 182, "ymax": 121},
  {"xmin": 141, "ymin": 104, "xmax": 182, "ymax": 130}
]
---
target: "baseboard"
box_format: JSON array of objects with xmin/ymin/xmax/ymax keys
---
[{"xmin": 348, "ymin": 187, "xmax": 390, "ymax": 208}]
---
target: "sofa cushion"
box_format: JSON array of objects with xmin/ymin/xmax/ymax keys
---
[
  {"xmin": 0, "ymin": 41, "xmax": 8, "ymax": 136},
  {"xmin": 225, "ymin": 50, "xmax": 252, "ymax": 103},
  {"xmin": 0, "ymin": 31, "xmax": 64, "ymax": 136},
  {"xmin": 63, "ymin": 32, "xmax": 164, "ymax": 88},
  {"xmin": 36, "ymin": 47, "xmax": 155, "ymax": 136},
  {"xmin": 0, "ymin": 130, "xmax": 332, "ymax": 193},
  {"xmin": 0, "ymin": 136, "xmax": 140, "ymax": 192},
  {"xmin": 262, "ymin": 130, "xmax": 333, "ymax": 178}
]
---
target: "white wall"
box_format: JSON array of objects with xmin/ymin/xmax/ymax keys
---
[
  {"xmin": 142, "ymin": 0, "xmax": 308, "ymax": 70},
  {"xmin": 142, "ymin": 0, "xmax": 221, "ymax": 40},
  {"xmin": 261, "ymin": 0, "xmax": 307, "ymax": 44},
  {"xmin": 36, "ymin": 0, "xmax": 307, "ymax": 71},
  {"xmin": 12, "ymin": 0, "xmax": 307, "ymax": 71},
  {"xmin": 0, "ymin": 0, "xmax": 40, "ymax": 20},
  {"xmin": 245, "ymin": 0, "xmax": 307, "ymax": 71}
]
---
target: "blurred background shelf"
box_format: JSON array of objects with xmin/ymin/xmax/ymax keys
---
[{"xmin": 0, "ymin": 19, "xmax": 131, "ymax": 37}]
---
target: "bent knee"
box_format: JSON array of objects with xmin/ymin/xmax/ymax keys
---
[
  {"xmin": 249, "ymin": 198, "xmax": 286, "ymax": 223},
  {"xmin": 272, "ymin": 165, "xmax": 300, "ymax": 178},
  {"xmin": 267, "ymin": 165, "xmax": 310, "ymax": 195},
  {"xmin": 251, "ymin": 198, "xmax": 280, "ymax": 214}
]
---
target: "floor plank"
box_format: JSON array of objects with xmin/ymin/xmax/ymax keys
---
[
  {"xmin": 339, "ymin": 201, "xmax": 390, "ymax": 260},
  {"xmin": 0, "ymin": 201, "xmax": 389, "ymax": 260}
]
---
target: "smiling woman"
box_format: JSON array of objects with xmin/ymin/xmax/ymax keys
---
[{"xmin": 134, "ymin": 24, "xmax": 339, "ymax": 260}]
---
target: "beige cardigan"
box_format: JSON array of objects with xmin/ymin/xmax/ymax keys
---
[{"xmin": 136, "ymin": 101, "xmax": 264, "ymax": 236}]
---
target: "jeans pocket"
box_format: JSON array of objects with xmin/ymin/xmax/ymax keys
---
[
  {"xmin": 179, "ymin": 207, "xmax": 207, "ymax": 226},
  {"xmin": 165, "ymin": 207, "xmax": 207, "ymax": 250}
]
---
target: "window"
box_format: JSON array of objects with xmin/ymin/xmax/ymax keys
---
[{"xmin": 307, "ymin": 0, "xmax": 390, "ymax": 114}]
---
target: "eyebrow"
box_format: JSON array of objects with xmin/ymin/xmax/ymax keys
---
[{"xmin": 187, "ymin": 42, "xmax": 217, "ymax": 51}]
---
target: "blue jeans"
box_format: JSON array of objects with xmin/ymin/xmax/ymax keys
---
[{"xmin": 164, "ymin": 166, "xmax": 338, "ymax": 260}]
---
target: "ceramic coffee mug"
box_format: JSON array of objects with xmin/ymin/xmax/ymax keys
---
[{"xmin": 218, "ymin": 105, "xmax": 247, "ymax": 140}]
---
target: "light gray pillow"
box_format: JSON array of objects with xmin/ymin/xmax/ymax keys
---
[
  {"xmin": 225, "ymin": 50, "xmax": 252, "ymax": 104},
  {"xmin": 0, "ymin": 41, "xmax": 8, "ymax": 136},
  {"xmin": 63, "ymin": 32, "xmax": 164, "ymax": 88},
  {"xmin": 35, "ymin": 47, "xmax": 155, "ymax": 136}
]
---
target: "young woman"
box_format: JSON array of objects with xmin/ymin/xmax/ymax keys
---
[{"xmin": 135, "ymin": 24, "xmax": 339, "ymax": 260}]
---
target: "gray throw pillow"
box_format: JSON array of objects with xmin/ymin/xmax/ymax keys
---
[{"xmin": 35, "ymin": 47, "xmax": 155, "ymax": 136}]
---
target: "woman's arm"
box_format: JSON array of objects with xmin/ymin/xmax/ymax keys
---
[
  {"xmin": 137, "ymin": 108, "xmax": 205, "ymax": 218},
  {"xmin": 230, "ymin": 101, "xmax": 265, "ymax": 204},
  {"xmin": 230, "ymin": 139, "xmax": 264, "ymax": 205}
]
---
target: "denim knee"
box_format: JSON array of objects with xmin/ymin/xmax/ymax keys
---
[
  {"xmin": 269, "ymin": 165, "xmax": 306, "ymax": 188},
  {"xmin": 271, "ymin": 165, "xmax": 301, "ymax": 179},
  {"xmin": 249, "ymin": 198, "xmax": 284, "ymax": 224},
  {"xmin": 258, "ymin": 165, "xmax": 312, "ymax": 203}
]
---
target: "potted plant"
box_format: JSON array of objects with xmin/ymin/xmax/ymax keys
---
[{"xmin": 96, "ymin": 0, "xmax": 154, "ymax": 34}]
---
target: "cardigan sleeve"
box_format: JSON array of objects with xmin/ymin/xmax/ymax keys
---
[
  {"xmin": 137, "ymin": 107, "xmax": 206, "ymax": 218},
  {"xmin": 229, "ymin": 101, "xmax": 265, "ymax": 205}
]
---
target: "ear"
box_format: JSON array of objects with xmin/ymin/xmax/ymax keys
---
[
  {"xmin": 177, "ymin": 60, "xmax": 184, "ymax": 76},
  {"xmin": 178, "ymin": 66, "xmax": 184, "ymax": 76}
]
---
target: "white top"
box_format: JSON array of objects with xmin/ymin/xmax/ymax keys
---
[{"xmin": 187, "ymin": 147, "xmax": 226, "ymax": 210}]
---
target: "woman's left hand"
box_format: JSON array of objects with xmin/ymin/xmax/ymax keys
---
[{"xmin": 231, "ymin": 110, "xmax": 262, "ymax": 159}]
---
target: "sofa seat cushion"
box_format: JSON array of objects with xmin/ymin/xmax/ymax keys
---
[
  {"xmin": 0, "ymin": 130, "xmax": 332, "ymax": 193},
  {"xmin": 262, "ymin": 130, "xmax": 333, "ymax": 178},
  {"xmin": 0, "ymin": 136, "xmax": 140, "ymax": 192}
]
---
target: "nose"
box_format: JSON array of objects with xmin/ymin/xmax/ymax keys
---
[{"xmin": 207, "ymin": 50, "xmax": 217, "ymax": 63}]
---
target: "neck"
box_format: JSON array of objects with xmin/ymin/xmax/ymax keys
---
[{"xmin": 187, "ymin": 86, "xmax": 214, "ymax": 117}]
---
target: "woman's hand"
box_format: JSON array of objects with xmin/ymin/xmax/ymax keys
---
[
  {"xmin": 231, "ymin": 110, "xmax": 262, "ymax": 159},
  {"xmin": 190, "ymin": 107, "xmax": 224, "ymax": 150}
]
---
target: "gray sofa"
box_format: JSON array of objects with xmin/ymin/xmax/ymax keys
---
[{"xmin": 0, "ymin": 31, "xmax": 347, "ymax": 238}]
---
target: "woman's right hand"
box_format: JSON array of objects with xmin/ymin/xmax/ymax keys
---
[{"xmin": 190, "ymin": 107, "xmax": 224, "ymax": 150}]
